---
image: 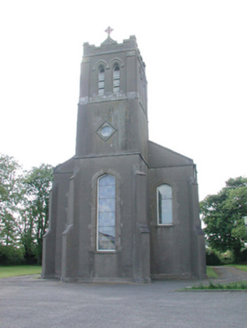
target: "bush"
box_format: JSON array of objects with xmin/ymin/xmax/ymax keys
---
[
  {"xmin": 206, "ymin": 248, "xmax": 222, "ymax": 265},
  {"xmin": 241, "ymin": 248, "xmax": 247, "ymax": 262},
  {"xmin": 221, "ymin": 250, "xmax": 235, "ymax": 264},
  {"xmin": 0, "ymin": 245, "xmax": 25, "ymax": 265}
]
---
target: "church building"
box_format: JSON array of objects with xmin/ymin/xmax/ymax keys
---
[{"xmin": 42, "ymin": 29, "xmax": 206, "ymax": 282}]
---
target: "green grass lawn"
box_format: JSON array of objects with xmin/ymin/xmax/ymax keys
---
[
  {"xmin": 0, "ymin": 265, "xmax": 42, "ymax": 278},
  {"xmin": 206, "ymin": 266, "xmax": 218, "ymax": 278},
  {"xmin": 189, "ymin": 280, "xmax": 247, "ymax": 290}
]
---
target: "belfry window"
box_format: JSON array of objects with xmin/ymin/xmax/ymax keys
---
[
  {"xmin": 113, "ymin": 65, "xmax": 120, "ymax": 93},
  {"xmin": 97, "ymin": 174, "xmax": 116, "ymax": 251},
  {"xmin": 157, "ymin": 184, "xmax": 172, "ymax": 225},
  {"xmin": 98, "ymin": 66, "xmax": 105, "ymax": 95}
]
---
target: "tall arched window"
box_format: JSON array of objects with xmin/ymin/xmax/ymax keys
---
[
  {"xmin": 157, "ymin": 184, "xmax": 172, "ymax": 225},
  {"xmin": 98, "ymin": 66, "xmax": 105, "ymax": 95},
  {"xmin": 113, "ymin": 65, "xmax": 120, "ymax": 93},
  {"xmin": 97, "ymin": 174, "xmax": 116, "ymax": 251}
]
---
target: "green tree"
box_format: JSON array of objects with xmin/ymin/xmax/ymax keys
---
[
  {"xmin": 0, "ymin": 154, "xmax": 22, "ymax": 246},
  {"xmin": 0, "ymin": 155, "xmax": 53, "ymax": 265},
  {"xmin": 201, "ymin": 177, "xmax": 247, "ymax": 262},
  {"xmin": 21, "ymin": 164, "xmax": 53, "ymax": 264}
]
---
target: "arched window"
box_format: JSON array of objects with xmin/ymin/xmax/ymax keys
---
[
  {"xmin": 97, "ymin": 174, "xmax": 116, "ymax": 251},
  {"xmin": 113, "ymin": 65, "xmax": 120, "ymax": 93},
  {"xmin": 98, "ymin": 66, "xmax": 105, "ymax": 95},
  {"xmin": 157, "ymin": 184, "xmax": 172, "ymax": 225}
]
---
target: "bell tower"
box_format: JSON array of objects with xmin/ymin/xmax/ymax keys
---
[
  {"xmin": 49, "ymin": 29, "xmax": 152, "ymax": 283},
  {"xmin": 75, "ymin": 29, "xmax": 148, "ymax": 161}
]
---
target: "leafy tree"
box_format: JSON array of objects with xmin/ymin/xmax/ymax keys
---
[
  {"xmin": 0, "ymin": 155, "xmax": 53, "ymax": 265},
  {"xmin": 201, "ymin": 177, "xmax": 247, "ymax": 262},
  {"xmin": 21, "ymin": 164, "xmax": 53, "ymax": 264},
  {"xmin": 0, "ymin": 154, "xmax": 22, "ymax": 247},
  {"xmin": 17, "ymin": 208, "xmax": 36, "ymax": 264}
]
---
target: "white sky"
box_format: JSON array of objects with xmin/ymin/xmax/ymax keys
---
[{"xmin": 0, "ymin": 0, "xmax": 246, "ymax": 201}]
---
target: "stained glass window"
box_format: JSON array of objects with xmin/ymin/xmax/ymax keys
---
[
  {"xmin": 157, "ymin": 184, "xmax": 172, "ymax": 225},
  {"xmin": 97, "ymin": 175, "xmax": 116, "ymax": 250}
]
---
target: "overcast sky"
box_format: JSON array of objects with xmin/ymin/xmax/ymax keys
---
[{"xmin": 0, "ymin": 0, "xmax": 246, "ymax": 200}]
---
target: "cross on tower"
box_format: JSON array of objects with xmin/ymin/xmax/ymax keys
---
[{"xmin": 105, "ymin": 26, "xmax": 113, "ymax": 37}]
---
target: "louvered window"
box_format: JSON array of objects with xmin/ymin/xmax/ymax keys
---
[
  {"xmin": 98, "ymin": 66, "xmax": 105, "ymax": 95},
  {"xmin": 113, "ymin": 66, "xmax": 120, "ymax": 93}
]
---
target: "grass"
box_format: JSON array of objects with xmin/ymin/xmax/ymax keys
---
[
  {"xmin": 189, "ymin": 280, "xmax": 247, "ymax": 290},
  {"xmin": 0, "ymin": 265, "xmax": 42, "ymax": 278},
  {"xmin": 206, "ymin": 266, "xmax": 218, "ymax": 279}
]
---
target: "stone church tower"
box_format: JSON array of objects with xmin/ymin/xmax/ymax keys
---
[{"xmin": 42, "ymin": 30, "xmax": 206, "ymax": 282}]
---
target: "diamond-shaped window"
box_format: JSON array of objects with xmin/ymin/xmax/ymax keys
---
[{"xmin": 96, "ymin": 122, "xmax": 116, "ymax": 141}]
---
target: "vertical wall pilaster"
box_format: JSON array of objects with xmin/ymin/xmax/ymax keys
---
[
  {"xmin": 132, "ymin": 166, "xmax": 150, "ymax": 282},
  {"xmin": 42, "ymin": 182, "xmax": 58, "ymax": 278},
  {"xmin": 188, "ymin": 175, "xmax": 206, "ymax": 278},
  {"xmin": 61, "ymin": 174, "xmax": 79, "ymax": 281}
]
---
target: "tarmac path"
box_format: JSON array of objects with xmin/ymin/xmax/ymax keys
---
[{"xmin": 210, "ymin": 266, "xmax": 247, "ymax": 283}]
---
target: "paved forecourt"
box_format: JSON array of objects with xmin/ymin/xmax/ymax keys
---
[{"xmin": 0, "ymin": 275, "xmax": 246, "ymax": 328}]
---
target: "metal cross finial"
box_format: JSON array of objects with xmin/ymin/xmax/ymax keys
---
[{"xmin": 105, "ymin": 26, "xmax": 113, "ymax": 37}]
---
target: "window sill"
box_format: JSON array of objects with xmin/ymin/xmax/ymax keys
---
[
  {"xmin": 89, "ymin": 249, "xmax": 121, "ymax": 254},
  {"xmin": 156, "ymin": 224, "xmax": 173, "ymax": 228}
]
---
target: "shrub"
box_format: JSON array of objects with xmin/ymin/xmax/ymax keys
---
[
  {"xmin": 0, "ymin": 245, "xmax": 25, "ymax": 265},
  {"xmin": 240, "ymin": 248, "xmax": 247, "ymax": 262},
  {"xmin": 221, "ymin": 250, "xmax": 235, "ymax": 264},
  {"xmin": 205, "ymin": 248, "xmax": 222, "ymax": 265}
]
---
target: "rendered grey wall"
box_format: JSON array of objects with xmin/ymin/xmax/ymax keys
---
[
  {"xmin": 59, "ymin": 154, "xmax": 150, "ymax": 282},
  {"xmin": 148, "ymin": 165, "xmax": 194, "ymax": 278},
  {"xmin": 76, "ymin": 99, "xmax": 148, "ymax": 161},
  {"xmin": 42, "ymin": 159, "xmax": 74, "ymax": 279}
]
